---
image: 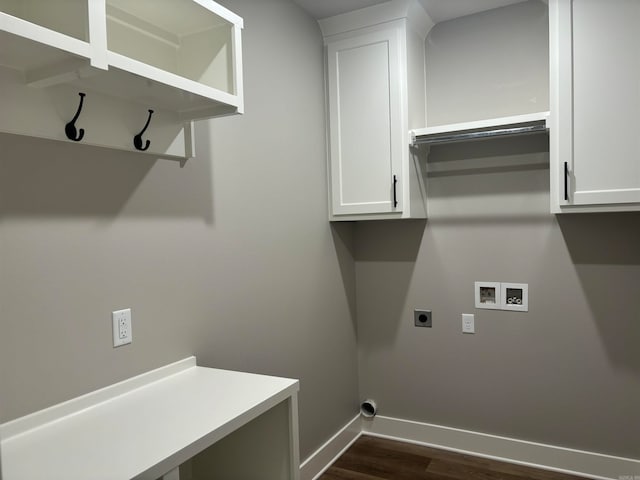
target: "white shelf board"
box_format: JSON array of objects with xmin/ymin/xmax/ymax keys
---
[
  {"xmin": 411, "ymin": 111, "xmax": 550, "ymax": 145},
  {"xmin": 0, "ymin": 357, "xmax": 299, "ymax": 480},
  {"xmin": 0, "ymin": 16, "xmax": 92, "ymax": 76},
  {"xmin": 104, "ymin": 53, "xmax": 240, "ymax": 119}
]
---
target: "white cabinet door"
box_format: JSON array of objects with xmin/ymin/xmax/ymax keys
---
[
  {"xmin": 326, "ymin": 26, "xmax": 404, "ymax": 216},
  {"xmin": 552, "ymin": 0, "xmax": 640, "ymax": 211}
]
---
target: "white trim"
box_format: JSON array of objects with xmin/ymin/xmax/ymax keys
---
[
  {"xmin": 106, "ymin": 51, "xmax": 241, "ymax": 110},
  {"xmin": 0, "ymin": 12, "xmax": 93, "ymax": 60},
  {"xmin": 192, "ymin": 0, "xmax": 243, "ymax": 28},
  {"xmin": 319, "ymin": 0, "xmax": 414, "ymax": 38},
  {"xmin": 362, "ymin": 415, "xmax": 640, "ymax": 480},
  {"xmin": 300, "ymin": 415, "xmax": 362, "ymax": 480}
]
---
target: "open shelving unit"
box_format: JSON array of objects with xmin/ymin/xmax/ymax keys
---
[{"xmin": 0, "ymin": 0, "xmax": 244, "ymax": 159}]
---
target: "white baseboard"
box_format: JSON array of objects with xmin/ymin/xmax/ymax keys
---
[
  {"xmin": 362, "ymin": 415, "xmax": 640, "ymax": 480},
  {"xmin": 300, "ymin": 414, "xmax": 361, "ymax": 480}
]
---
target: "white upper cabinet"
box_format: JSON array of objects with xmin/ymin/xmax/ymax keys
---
[
  {"xmin": 550, "ymin": 0, "xmax": 640, "ymax": 212},
  {"xmin": 321, "ymin": 1, "xmax": 433, "ymax": 221},
  {"xmin": 325, "ymin": 25, "xmax": 404, "ymax": 217},
  {"xmin": 0, "ymin": 0, "xmax": 243, "ymax": 158}
]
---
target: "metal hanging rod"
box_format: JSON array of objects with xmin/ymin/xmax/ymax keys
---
[
  {"xmin": 412, "ymin": 123, "xmax": 547, "ymax": 146},
  {"xmin": 410, "ymin": 112, "xmax": 550, "ymax": 146}
]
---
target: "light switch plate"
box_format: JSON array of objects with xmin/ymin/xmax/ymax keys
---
[{"xmin": 462, "ymin": 313, "xmax": 475, "ymax": 334}]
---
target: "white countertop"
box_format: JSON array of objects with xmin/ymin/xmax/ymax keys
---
[{"xmin": 0, "ymin": 357, "xmax": 299, "ymax": 480}]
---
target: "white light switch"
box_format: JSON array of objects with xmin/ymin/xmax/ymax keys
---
[{"xmin": 462, "ymin": 314, "xmax": 475, "ymax": 334}]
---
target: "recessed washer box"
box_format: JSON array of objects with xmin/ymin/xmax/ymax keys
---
[
  {"xmin": 474, "ymin": 281, "xmax": 501, "ymax": 310},
  {"xmin": 501, "ymin": 283, "xmax": 529, "ymax": 311}
]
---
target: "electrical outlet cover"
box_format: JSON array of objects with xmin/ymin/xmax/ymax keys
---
[
  {"xmin": 112, "ymin": 308, "xmax": 132, "ymax": 347},
  {"xmin": 462, "ymin": 313, "xmax": 475, "ymax": 334}
]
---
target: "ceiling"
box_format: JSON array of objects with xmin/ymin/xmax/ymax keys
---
[{"xmin": 292, "ymin": 0, "xmax": 529, "ymax": 23}]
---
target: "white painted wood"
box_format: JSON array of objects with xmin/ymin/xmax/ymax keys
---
[
  {"xmin": 23, "ymin": 57, "xmax": 96, "ymax": 88},
  {"xmin": 1, "ymin": 357, "xmax": 196, "ymax": 440},
  {"xmin": 0, "ymin": 12, "xmax": 93, "ymax": 66},
  {"xmin": 106, "ymin": 52, "xmax": 240, "ymax": 119},
  {"xmin": 323, "ymin": 2, "xmax": 433, "ymax": 221},
  {"xmin": 191, "ymin": 0, "xmax": 244, "ymax": 28},
  {"xmin": 327, "ymin": 25, "xmax": 404, "ymax": 216},
  {"xmin": 161, "ymin": 467, "xmax": 181, "ymax": 480},
  {"xmin": 88, "ymin": 0, "xmax": 108, "ymax": 69},
  {"xmin": 319, "ymin": 0, "xmax": 411, "ymax": 38},
  {"xmin": 0, "ymin": 0, "xmax": 244, "ymax": 155},
  {"xmin": 0, "ymin": 358, "xmax": 299, "ymax": 480},
  {"xmin": 288, "ymin": 394, "xmax": 302, "ymax": 480},
  {"xmin": 363, "ymin": 416, "xmax": 640, "ymax": 480},
  {"xmin": 301, "ymin": 412, "xmax": 640, "ymax": 479},
  {"xmin": 550, "ymin": 0, "xmax": 640, "ymax": 212},
  {"xmin": 411, "ymin": 111, "xmax": 550, "ymax": 139},
  {"xmin": 299, "ymin": 415, "xmax": 361, "ymax": 480},
  {"xmin": 547, "ymin": 0, "xmax": 566, "ymax": 213},
  {"xmin": 187, "ymin": 400, "xmax": 298, "ymax": 480},
  {"xmin": 0, "ymin": 68, "xmax": 193, "ymax": 160},
  {"xmin": 570, "ymin": 0, "xmax": 640, "ymax": 207},
  {"xmin": 231, "ymin": 23, "xmax": 245, "ymax": 114}
]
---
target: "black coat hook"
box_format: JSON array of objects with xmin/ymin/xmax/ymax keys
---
[
  {"xmin": 65, "ymin": 92, "xmax": 86, "ymax": 142},
  {"xmin": 133, "ymin": 109, "xmax": 154, "ymax": 151}
]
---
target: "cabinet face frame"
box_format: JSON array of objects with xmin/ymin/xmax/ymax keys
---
[
  {"xmin": 325, "ymin": 23, "xmax": 405, "ymax": 217},
  {"xmin": 550, "ymin": 0, "xmax": 640, "ymax": 213}
]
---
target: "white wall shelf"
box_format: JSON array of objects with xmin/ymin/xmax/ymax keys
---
[
  {"xmin": 0, "ymin": 0, "xmax": 244, "ymax": 159},
  {"xmin": 411, "ymin": 111, "xmax": 550, "ymax": 146},
  {"xmin": 0, "ymin": 357, "xmax": 300, "ymax": 480}
]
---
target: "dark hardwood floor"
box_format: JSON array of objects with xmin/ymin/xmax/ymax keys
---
[{"xmin": 319, "ymin": 436, "xmax": 590, "ymax": 480}]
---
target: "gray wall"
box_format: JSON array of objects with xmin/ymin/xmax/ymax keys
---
[
  {"xmin": 356, "ymin": 1, "xmax": 640, "ymax": 460},
  {"xmin": 425, "ymin": 1, "xmax": 549, "ymax": 126},
  {"xmin": 2, "ymin": 0, "xmax": 639, "ymax": 466},
  {"xmin": 0, "ymin": 0, "xmax": 359, "ymax": 460}
]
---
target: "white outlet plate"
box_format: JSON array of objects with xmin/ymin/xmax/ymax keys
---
[
  {"xmin": 462, "ymin": 313, "xmax": 475, "ymax": 334},
  {"xmin": 112, "ymin": 308, "xmax": 132, "ymax": 347}
]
